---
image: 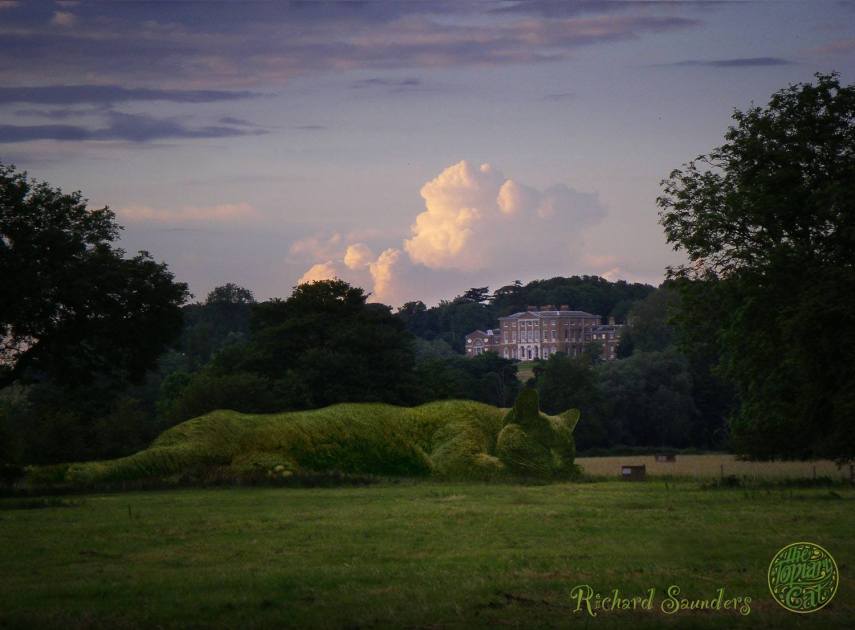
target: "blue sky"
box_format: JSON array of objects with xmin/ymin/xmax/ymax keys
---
[{"xmin": 2, "ymin": 1, "xmax": 854, "ymax": 305}]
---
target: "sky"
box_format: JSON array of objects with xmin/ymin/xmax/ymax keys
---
[{"xmin": 2, "ymin": 1, "xmax": 854, "ymax": 306}]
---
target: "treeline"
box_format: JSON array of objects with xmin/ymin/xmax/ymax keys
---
[
  {"xmin": 0, "ymin": 279, "xmax": 526, "ymax": 465},
  {"xmin": 397, "ymin": 276, "xmax": 654, "ymax": 352},
  {"xmin": 0, "ymin": 161, "xmax": 728, "ymax": 467},
  {"xmin": 2, "ymin": 278, "xmax": 728, "ymax": 466},
  {"xmin": 394, "ymin": 277, "xmax": 732, "ymax": 453},
  {"xmin": 1, "ymin": 262, "xmax": 723, "ymax": 466},
  {"xmin": 529, "ymin": 283, "xmax": 733, "ymax": 452}
]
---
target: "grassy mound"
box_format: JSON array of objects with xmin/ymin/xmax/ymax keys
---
[{"xmin": 31, "ymin": 392, "xmax": 580, "ymax": 486}]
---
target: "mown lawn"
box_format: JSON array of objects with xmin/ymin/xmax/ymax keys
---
[{"xmin": 1, "ymin": 480, "xmax": 852, "ymax": 629}]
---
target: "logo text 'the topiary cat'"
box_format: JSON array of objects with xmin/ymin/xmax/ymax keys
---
[{"xmin": 768, "ymin": 542, "xmax": 838, "ymax": 613}]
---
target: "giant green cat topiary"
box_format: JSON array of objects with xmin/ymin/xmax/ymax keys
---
[{"xmin": 39, "ymin": 390, "xmax": 580, "ymax": 485}]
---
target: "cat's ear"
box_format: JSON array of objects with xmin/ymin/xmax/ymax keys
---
[
  {"xmin": 559, "ymin": 408, "xmax": 581, "ymax": 434},
  {"xmin": 511, "ymin": 388, "xmax": 540, "ymax": 425}
]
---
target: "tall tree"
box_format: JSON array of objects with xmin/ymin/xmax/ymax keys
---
[
  {"xmin": 456, "ymin": 287, "xmax": 491, "ymax": 304},
  {"xmin": 617, "ymin": 284, "xmax": 680, "ymax": 357},
  {"xmin": 175, "ymin": 283, "xmax": 256, "ymax": 370},
  {"xmin": 206, "ymin": 283, "xmax": 255, "ymax": 306},
  {"xmin": 658, "ymin": 73, "xmax": 855, "ymax": 462},
  {"xmin": 208, "ymin": 279, "xmax": 420, "ymax": 410},
  {"xmin": 596, "ymin": 350, "xmax": 698, "ymax": 448},
  {"xmin": 0, "ymin": 164, "xmax": 189, "ymax": 387}
]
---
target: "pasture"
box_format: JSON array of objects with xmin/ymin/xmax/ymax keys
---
[
  {"xmin": 576, "ymin": 453, "xmax": 849, "ymax": 481},
  {"xmin": 1, "ymin": 477, "xmax": 852, "ymax": 629}
]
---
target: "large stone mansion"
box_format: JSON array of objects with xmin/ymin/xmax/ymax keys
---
[{"xmin": 465, "ymin": 305, "xmax": 623, "ymax": 362}]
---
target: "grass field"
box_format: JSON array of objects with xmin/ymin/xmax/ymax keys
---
[
  {"xmin": 515, "ymin": 361, "xmax": 537, "ymax": 383},
  {"xmin": 1, "ymin": 479, "xmax": 852, "ymax": 629},
  {"xmin": 577, "ymin": 454, "xmax": 850, "ymax": 481}
]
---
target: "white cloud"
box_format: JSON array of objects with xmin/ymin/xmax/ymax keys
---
[
  {"xmin": 497, "ymin": 179, "xmax": 539, "ymax": 216},
  {"xmin": 403, "ymin": 160, "xmax": 503, "ymax": 270},
  {"xmin": 404, "ymin": 160, "xmax": 605, "ymax": 273},
  {"xmin": 297, "ymin": 261, "xmax": 339, "ymax": 285},
  {"xmin": 294, "ymin": 160, "xmax": 606, "ymax": 306},
  {"xmin": 343, "ymin": 243, "xmax": 374, "ymax": 270},
  {"xmin": 118, "ymin": 202, "xmax": 258, "ymax": 223},
  {"xmin": 601, "ymin": 267, "xmax": 622, "ymax": 282},
  {"xmin": 368, "ymin": 248, "xmax": 402, "ymax": 301}
]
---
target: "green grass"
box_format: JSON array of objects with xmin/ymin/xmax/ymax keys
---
[
  {"xmin": 1, "ymin": 480, "xmax": 852, "ymax": 628},
  {"xmin": 516, "ymin": 361, "xmax": 538, "ymax": 382}
]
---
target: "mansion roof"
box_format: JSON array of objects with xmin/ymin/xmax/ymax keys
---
[{"xmin": 500, "ymin": 309, "xmax": 596, "ymax": 320}]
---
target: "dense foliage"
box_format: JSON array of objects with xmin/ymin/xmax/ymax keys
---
[
  {"xmin": 176, "ymin": 283, "xmax": 255, "ymax": 371},
  {"xmin": 0, "ymin": 164, "xmax": 189, "ymax": 387},
  {"xmin": 166, "ymin": 280, "xmax": 422, "ymax": 419},
  {"xmin": 396, "ymin": 276, "xmax": 654, "ymax": 352},
  {"xmin": 531, "ymin": 347, "xmax": 721, "ymax": 453},
  {"xmin": 0, "ymin": 164, "xmax": 189, "ymax": 467},
  {"xmin": 415, "ymin": 352, "xmax": 520, "ymax": 408},
  {"xmin": 658, "ymin": 73, "xmax": 855, "ymax": 462},
  {"xmin": 32, "ymin": 390, "xmax": 579, "ymax": 486}
]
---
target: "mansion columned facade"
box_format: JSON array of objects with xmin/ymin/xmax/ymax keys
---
[{"xmin": 465, "ymin": 305, "xmax": 623, "ymax": 362}]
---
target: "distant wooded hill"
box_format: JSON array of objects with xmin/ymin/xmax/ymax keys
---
[{"xmin": 394, "ymin": 276, "xmax": 656, "ymax": 353}]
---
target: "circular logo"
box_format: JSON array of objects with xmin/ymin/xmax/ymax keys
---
[{"xmin": 768, "ymin": 542, "xmax": 839, "ymax": 613}]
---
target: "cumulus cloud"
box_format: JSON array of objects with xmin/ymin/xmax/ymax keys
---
[
  {"xmin": 601, "ymin": 267, "xmax": 622, "ymax": 282},
  {"xmin": 293, "ymin": 160, "xmax": 607, "ymax": 306},
  {"xmin": 404, "ymin": 160, "xmax": 604, "ymax": 272},
  {"xmin": 497, "ymin": 179, "xmax": 541, "ymax": 216},
  {"xmin": 403, "ymin": 162, "xmax": 500, "ymax": 270},
  {"xmin": 118, "ymin": 202, "xmax": 258, "ymax": 223},
  {"xmin": 344, "ymin": 243, "xmax": 375, "ymax": 270},
  {"xmin": 297, "ymin": 261, "xmax": 339, "ymax": 285},
  {"xmin": 368, "ymin": 248, "xmax": 403, "ymax": 301}
]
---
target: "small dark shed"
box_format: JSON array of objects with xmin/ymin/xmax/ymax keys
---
[{"xmin": 620, "ymin": 465, "xmax": 646, "ymax": 481}]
